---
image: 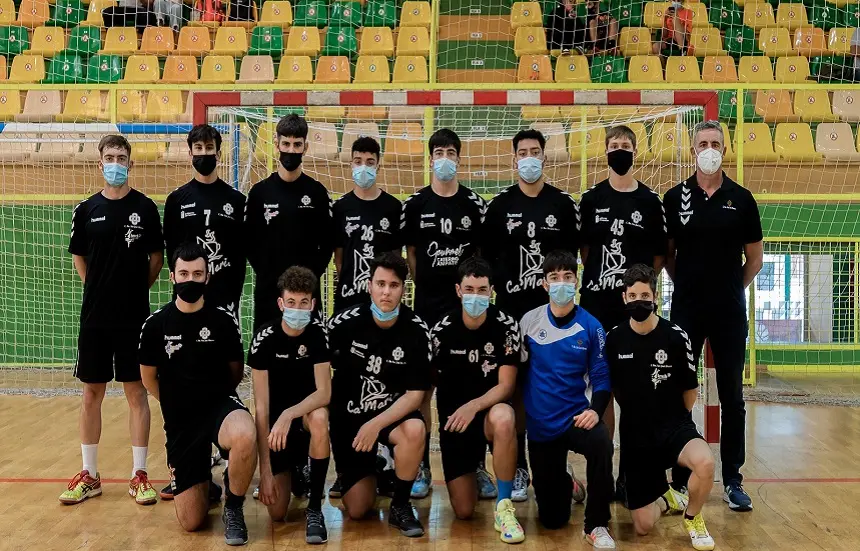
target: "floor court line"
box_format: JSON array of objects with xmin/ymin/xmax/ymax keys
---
[{"xmin": 4, "ymin": 477, "xmax": 860, "ymax": 484}]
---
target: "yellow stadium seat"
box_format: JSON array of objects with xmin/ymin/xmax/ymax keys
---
[
  {"xmin": 117, "ymin": 89, "xmax": 144, "ymax": 121},
  {"xmin": 521, "ymin": 106, "xmax": 560, "ymax": 121},
  {"xmin": 461, "ymin": 138, "xmax": 509, "ymax": 167},
  {"xmin": 276, "ymin": 55, "xmax": 313, "ymax": 83},
  {"xmin": 689, "ymin": 26, "xmax": 725, "ymax": 56},
  {"xmin": 616, "ymin": 122, "xmax": 650, "ymax": 160},
  {"xmin": 759, "ymin": 27, "xmax": 793, "ymax": 57},
  {"xmin": 815, "ymin": 122, "xmax": 860, "ymax": 161},
  {"xmin": 100, "ymin": 27, "xmax": 138, "ymax": 55},
  {"xmin": 383, "ymin": 122, "xmax": 423, "ymax": 163},
  {"xmin": 305, "ymin": 107, "xmax": 345, "ymax": 121},
  {"xmin": 161, "ymin": 55, "xmax": 198, "ymax": 83},
  {"xmin": 144, "ymin": 90, "xmax": 184, "ymax": 122},
  {"xmin": 211, "ymin": 27, "xmax": 248, "ymax": 56},
  {"xmin": 794, "ymin": 27, "xmax": 827, "ymax": 56},
  {"xmin": 0, "ymin": 132, "xmax": 37, "ymax": 161},
  {"xmin": 554, "ymin": 54, "xmax": 590, "ymax": 83},
  {"xmin": 741, "ymin": 122, "xmax": 779, "ymax": 161},
  {"xmin": 129, "ymin": 136, "xmax": 166, "ymax": 162},
  {"xmin": 163, "ymin": 139, "xmax": 189, "ymax": 162},
  {"xmin": 828, "ymin": 27, "xmax": 852, "ymax": 54},
  {"xmin": 559, "ymin": 104, "xmax": 599, "ymax": 121},
  {"xmin": 775, "ymin": 55, "xmax": 811, "ymax": 83},
  {"xmin": 360, "ymin": 27, "xmax": 394, "ymax": 56},
  {"xmin": 82, "ymin": 0, "xmax": 115, "ymax": 26},
  {"xmin": 568, "ymin": 126, "xmax": 605, "ymax": 161},
  {"xmin": 744, "ymin": 2, "xmax": 775, "ymax": 29},
  {"xmin": 345, "ymin": 107, "xmax": 387, "ymax": 121},
  {"xmin": 121, "ymin": 54, "xmax": 160, "ymax": 83},
  {"xmin": 776, "ymin": 3, "xmax": 808, "ymax": 29},
  {"xmin": 56, "ymin": 90, "xmax": 104, "ymax": 122},
  {"xmin": 517, "ymin": 54, "xmax": 552, "ymax": 82},
  {"xmin": 16, "ymin": 90, "xmax": 61, "ymax": 122},
  {"xmin": 775, "ymin": 122, "xmax": 821, "ymax": 162},
  {"xmin": 305, "ymin": 122, "xmax": 338, "ymax": 161},
  {"xmin": 31, "ymin": 134, "xmax": 81, "ymax": 162},
  {"xmin": 0, "ymin": 0, "xmax": 15, "ymax": 25},
  {"xmin": 511, "ymin": 2, "xmax": 542, "ymax": 29},
  {"xmin": 754, "ymin": 90, "xmax": 796, "ymax": 122},
  {"xmin": 738, "ymin": 55, "xmax": 774, "ymax": 82},
  {"xmin": 177, "ymin": 26, "xmax": 212, "ymax": 56},
  {"xmin": 832, "ymin": 90, "xmax": 860, "ymax": 122},
  {"xmin": 26, "ymin": 26, "xmax": 65, "ymax": 57},
  {"xmin": 314, "ymin": 55, "xmax": 351, "ymax": 83},
  {"xmin": 665, "ymin": 55, "xmax": 701, "ymax": 82},
  {"xmin": 702, "ymin": 55, "xmax": 738, "ymax": 82},
  {"xmin": 8, "ymin": 54, "xmax": 44, "ymax": 83},
  {"xmin": 286, "ymin": 26, "xmax": 320, "ymax": 56},
  {"xmin": 651, "ymin": 122, "xmax": 692, "ymax": 162},
  {"xmin": 514, "ymin": 26, "xmax": 548, "ymax": 56},
  {"xmin": 340, "ymin": 122, "xmax": 382, "ymax": 162},
  {"xmin": 0, "ymin": 90, "xmax": 21, "ymax": 121},
  {"xmin": 200, "ymin": 55, "xmax": 236, "ymax": 83},
  {"xmin": 400, "ymin": 1, "xmax": 431, "ymax": 27},
  {"xmin": 619, "ymin": 27, "xmax": 653, "ymax": 56},
  {"xmin": 141, "ymin": 27, "xmax": 175, "ymax": 55},
  {"xmin": 393, "ymin": 55, "xmax": 427, "ymax": 83},
  {"xmin": 628, "ymin": 55, "xmax": 664, "ymax": 83},
  {"xmin": 260, "ymin": 0, "xmax": 293, "ymax": 29},
  {"xmin": 17, "ymin": 0, "xmax": 49, "ymax": 27},
  {"xmin": 396, "ymin": 26, "xmax": 430, "ymax": 57},
  {"xmin": 644, "ymin": 2, "xmax": 670, "ymax": 29},
  {"xmin": 238, "ymin": 55, "xmax": 275, "ymax": 83},
  {"xmin": 388, "ymin": 106, "xmax": 424, "ymax": 121},
  {"xmin": 354, "ymin": 55, "xmax": 390, "ymax": 83},
  {"xmin": 793, "ymin": 90, "xmax": 838, "ymax": 122},
  {"xmin": 523, "ymin": 123, "xmax": 564, "ymax": 162},
  {"xmin": 253, "ymin": 122, "xmax": 274, "ymax": 162},
  {"xmin": 686, "ymin": 2, "xmax": 709, "ymax": 27}
]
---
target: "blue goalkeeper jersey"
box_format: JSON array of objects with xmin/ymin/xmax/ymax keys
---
[{"xmin": 520, "ymin": 304, "xmax": 610, "ymax": 443}]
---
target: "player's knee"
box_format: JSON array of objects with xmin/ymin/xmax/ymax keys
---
[
  {"xmin": 488, "ymin": 404, "xmax": 515, "ymax": 436},
  {"xmin": 451, "ymin": 498, "xmax": 475, "ymax": 520},
  {"xmin": 401, "ymin": 418, "xmax": 427, "ymax": 448},
  {"xmin": 176, "ymin": 509, "xmax": 206, "ymax": 532},
  {"xmin": 123, "ymin": 382, "xmax": 149, "ymax": 408},
  {"xmin": 696, "ymin": 453, "xmax": 716, "ymax": 479},
  {"xmin": 267, "ymin": 503, "xmax": 288, "ymax": 522},
  {"xmin": 307, "ymin": 408, "xmax": 329, "ymax": 435},
  {"xmin": 82, "ymin": 383, "xmax": 106, "ymax": 406},
  {"xmin": 633, "ymin": 514, "xmax": 655, "ymax": 536},
  {"xmin": 344, "ymin": 500, "xmax": 371, "ymax": 520}
]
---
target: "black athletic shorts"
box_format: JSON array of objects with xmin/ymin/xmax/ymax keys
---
[
  {"xmin": 166, "ymin": 394, "xmax": 249, "ymax": 495},
  {"xmin": 330, "ymin": 410, "xmax": 424, "ymax": 495},
  {"xmin": 269, "ymin": 417, "xmax": 310, "ymax": 477},
  {"xmin": 439, "ymin": 409, "xmax": 488, "ymax": 482},
  {"xmin": 622, "ymin": 421, "xmax": 703, "ymax": 510},
  {"xmin": 74, "ymin": 323, "xmax": 143, "ymax": 384}
]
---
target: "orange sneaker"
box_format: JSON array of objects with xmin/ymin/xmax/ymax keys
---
[
  {"xmin": 129, "ymin": 470, "xmax": 157, "ymax": 505},
  {"xmin": 59, "ymin": 470, "xmax": 102, "ymax": 504}
]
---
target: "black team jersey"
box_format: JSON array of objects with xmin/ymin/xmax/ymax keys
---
[
  {"xmin": 332, "ymin": 191, "xmax": 402, "ymax": 312},
  {"xmin": 68, "ymin": 189, "xmax": 163, "ymax": 328},
  {"xmin": 401, "ymin": 185, "xmax": 487, "ymax": 324},
  {"xmin": 481, "ymin": 183, "xmax": 581, "ymax": 321},
  {"xmin": 163, "ymin": 179, "xmax": 247, "ymax": 313},
  {"xmin": 327, "ymin": 304, "xmax": 432, "ymax": 426},
  {"xmin": 431, "ymin": 304, "xmax": 520, "ymax": 417}
]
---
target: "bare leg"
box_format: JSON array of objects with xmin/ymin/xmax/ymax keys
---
[
  {"xmin": 305, "ymin": 407, "xmax": 330, "ymax": 459},
  {"xmin": 631, "ymin": 501, "xmax": 661, "ymax": 536},
  {"xmin": 122, "ymin": 381, "xmax": 150, "ymax": 448},
  {"xmin": 485, "ymin": 403, "xmax": 516, "ymax": 482},
  {"xmin": 342, "ymin": 476, "xmax": 376, "ymax": 519},
  {"xmin": 389, "ymin": 418, "xmax": 426, "ymax": 482},
  {"xmin": 265, "ymin": 473, "xmax": 292, "ymax": 522},
  {"xmin": 174, "ymin": 481, "xmax": 209, "ymax": 532},
  {"xmin": 446, "ymin": 475, "xmax": 477, "ymax": 520},
  {"xmin": 217, "ymin": 409, "xmax": 257, "ymax": 497},
  {"xmin": 677, "ymin": 439, "xmax": 715, "ymax": 516},
  {"xmin": 80, "ymin": 382, "xmax": 107, "ymax": 446}
]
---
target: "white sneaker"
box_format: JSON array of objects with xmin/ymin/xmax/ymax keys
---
[
  {"xmin": 583, "ymin": 526, "xmax": 616, "ymax": 550},
  {"xmin": 684, "ymin": 513, "xmax": 716, "ymax": 551},
  {"xmin": 511, "ymin": 467, "xmax": 529, "ymax": 502}
]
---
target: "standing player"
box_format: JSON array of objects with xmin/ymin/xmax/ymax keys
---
[
  {"xmin": 245, "ymin": 114, "xmax": 334, "ymax": 330},
  {"xmin": 139, "ymin": 243, "xmax": 257, "ymax": 546},
  {"xmin": 249, "ymin": 266, "xmax": 331, "ymax": 544},
  {"xmin": 401, "ymin": 128, "xmax": 487, "ymax": 497},
  {"xmin": 664, "ymin": 120, "xmax": 763, "ymax": 512},
  {"xmin": 605, "ymin": 264, "xmax": 715, "ymax": 551},
  {"xmin": 61, "ymin": 135, "xmax": 163, "ymax": 507},
  {"xmin": 326, "ymin": 252, "xmax": 429, "ymax": 537},
  {"xmin": 433, "ymin": 256, "xmax": 524, "ymax": 544}
]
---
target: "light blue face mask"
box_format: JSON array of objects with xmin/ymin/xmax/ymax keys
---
[
  {"xmin": 282, "ymin": 307, "xmax": 312, "ymax": 330},
  {"xmin": 352, "ymin": 165, "xmax": 377, "ymax": 189},
  {"xmin": 370, "ymin": 301, "xmax": 399, "ymax": 322},
  {"xmin": 462, "ymin": 294, "xmax": 490, "ymax": 318},
  {"xmin": 103, "ymin": 163, "xmax": 128, "ymax": 187},
  {"xmin": 517, "ymin": 156, "xmax": 543, "ymax": 184},
  {"xmin": 432, "ymin": 157, "xmax": 457, "ymax": 182},
  {"xmin": 548, "ymin": 281, "xmax": 576, "ymax": 307}
]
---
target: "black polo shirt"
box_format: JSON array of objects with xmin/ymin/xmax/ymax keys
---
[{"xmin": 663, "ymin": 172, "xmax": 762, "ymax": 313}]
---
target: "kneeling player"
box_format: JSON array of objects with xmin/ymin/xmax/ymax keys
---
[
  {"xmin": 433, "ymin": 256, "xmax": 524, "ymax": 544},
  {"xmin": 327, "ymin": 252, "xmax": 429, "ymax": 537},
  {"xmin": 140, "ymin": 243, "xmax": 257, "ymax": 546},
  {"xmin": 249, "ymin": 266, "xmax": 331, "ymax": 544},
  {"xmin": 605, "ymin": 264, "xmax": 715, "ymax": 551}
]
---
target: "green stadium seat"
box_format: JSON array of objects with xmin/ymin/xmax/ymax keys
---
[
  {"xmin": 576, "ymin": 1, "xmax": 606, "ymax": 19},
  {"xmin": 44, "ymin": 52, "xmax": 83, "ymax": 83},
  {"xmin": 249, "ymin": 26, "xmax": 284, "ymax": 57},
  {"xmin": 0, "ymin": 26, "xmax": 29, "ymax": 57},
  {"xmin": 725, "ymin": 25, "xmax": 760, "ymax": 57},
  {"xmin": 609, "ymin": 1, "xmax": 643, "ymax": 28},
  {"xmin": 322, "ymin": 26, "xmax": 358, "ymax": 57},
  {"xmin": 67, "ymin": 25, "xmax": 102, "ymax": 56},
  {"xmin": 810, "ymin": 2, "xmax": 839, "ymax": 31},
  {"xmin": 294, "ymin": 0, "xmax": 328, "ymax": 27},
  {"xmin": 840, "ymin": 4, "xmax": 860, "ymax": 28},
  {"xmin": 590, "ymin": 54, "xmax": 626, "ymax": 83},
  {"xmin": 330, "ymin": 1, "xmax": 362, "ymax": 27},
  {"xmin": 709, "ymin": 2, "xmax": 743, "ymax": 30},
  {"xmin": 718, "ymin": 90, "xmax": 761, "ymax": 123},
  {"xmin": 86, "ymin": 53, "xmax": 123, "ymax": 83},
  {"xmin": 365, "ymin": 0, "xmax": 397, "ymax": 27},
  {"xmin": 50, "ymin": 0, "xmax": 86, "ymax": 27}
]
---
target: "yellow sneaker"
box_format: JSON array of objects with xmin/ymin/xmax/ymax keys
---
[
  {"xmin": 683, "ymin": 513, "xmax": 715, "ymax": 551},
  {"xmin": 59, "ymin": 470, "xmax": 102, "ymax": 505},
  {"xmin": 129, "ymin": 470, "xmax": 157, "ymax": 505},
  {"xmin": 663, "ymin": 487, "xmax": 689, "ymax": 515},
  {"xmin": 494, "ymin": 498, "xmax": 525, "ymax": 544}
]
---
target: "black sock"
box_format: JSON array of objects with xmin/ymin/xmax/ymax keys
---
[
  {"xmin": 422, "ymin": 433, "xmax": 431, "ymax": 469},
  {"xmin": 308, "ymin": 456, "xmax": 330, "ymax": 510},
  {"xmin": 225, "ymin": 485, "xmax": 244, "ymax": 509},
  {"xmin": 516, "ymin": 433, "xmax": 528, "ymax": 472},
  {"xmin": 392, "ymin": 476, "xmax": 413, "ymax": 507},
  {"xmin": 684, "ymin": 512, "xmax": 695, "ymax": 520}
]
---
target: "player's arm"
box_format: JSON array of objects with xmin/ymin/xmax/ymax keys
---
[
  {"xmin": 741, "ymin": 194, "xmax": 764, "ymax": 288},
  {"xmin": 310, "ymin": 189, "xmax": 336, "ymax": 279},
  {"xmin": 72, "ymin": 255, "xmax": 87, "ymax": 282},
  {"xmin": 683, "ymin": 388, "xmax": 697, "ymax": 412},
  {"xmin": 401, "ymin": 196, "xmax": 418, "ymax": 278},
  {"xmin": 138, "ymin": 314, "xmax": 163, "ymax": 400},
  {"xmin": 575, "ymin": 324, "xmax": 611, "ymax": 430},
  {"xmin": 663, "ymin": 190, "xmax": 679, "ymax": 280},
  {"xmin": 334, "ymin": 247, "xmax": 344, "ymax": 276},
  {"xmin": 69, "ymin": 201, "xmax": 88, "ymax": 283},
  {"xmin": 251, "ymin": 368, "xmax": 280, "ymax": 505},
  {"xmin": 143, "ymin": 200, "xmax": 164, "ymax": 288},
  {"xmin": 742, "ymin": 240, "xmax": 764, "ymax": 289},
  {"xmin": 444, "ymin": 364, "xmax": 516, "ymax": 433},
  {"xmin": 147, "ymin": 251, "xmax": 164, "ymax": 288},
  {"xmin": 666, "ymin": 238, "xmax": 677, "ymax": 280},
  {"xmin": 406, "ymin": 246, "xmax": 418, "ymax": 280},
  {"xmin": 279, "ymin": 361, "xmax": 332, "ymax": 423},
  {"xmin": 674, "ymin": 326, "xmax": 700, "ymax": 412},
  {"xmin": 140, "ymin": 365, "xmax": 159, "ymax": 401},
  {"xmin": 162, "ymin": 192, "xmax": 177, "ymax": 269}
]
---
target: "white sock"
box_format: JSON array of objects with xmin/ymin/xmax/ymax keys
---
[
  {"xmin": 132, "ymin": 446, "xmax": 148, "ymax": 477},
  {"xmin": 82, "ymin": 444, "xmax": 98, "ymax": 476}
]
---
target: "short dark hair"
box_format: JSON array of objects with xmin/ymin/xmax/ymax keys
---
[
  {"xmin": 277, "ymin": 266, "xmax": 317, "ymax": 296},
  {"xmin": 187, "ymin": 124, "xmax": 222, "ymax": 151},
  {"xmin": 622, "ymin": 263, "xmax": 658, "ymax": 293},
  {"xmin": 98, "ymin": 134, "xmax": 131, "ymax": 157},
  {"xmin": 512, "ymin": 129, "xmax": 546, "ymax": 152},
  {"xmin": 171, "ymin": 241, "xmax": 208, "ymax": 273},
  {"xmin": 542, "ymin": 249, "xmax": 578, "ymax": 276},
  {"xmin": 276, "ymin": 114, "xmax": 309, "ymax": 140},
  {"xmin": 351, "ymin": 136, "xmax": 381, "ymax": 160},
  {"xmin": 369, "ymin": 251, "xmax": 409, "ymax": 284},
  {"xmin": 458, "ymin": 256, "xmax": 493, "ymax": 286},
  {"xmin": 428, "ymin": 128, "xmax": 461, "ymax": 155},
  {"xmin": 605, "ymin": 125, "xmax": 637, "ymax": 149}
]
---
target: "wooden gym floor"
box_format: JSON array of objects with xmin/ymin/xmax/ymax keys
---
[{"xmin": 1, "ymin": 395, "xmax": 858, "ymax": 551}]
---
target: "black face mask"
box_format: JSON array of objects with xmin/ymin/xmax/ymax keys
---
[
  {"xmin": 279, "ymin": 151, "xmax": 303, "ymax": 171},
  {"xmin": 626, "ymin": 299, "xmax": 655, "ymax": 322},
  {"xmin": 174, "ymin": 280, "xmax": 206, "ymax": 303},
  {"xmin": 192, "ymin": 154, "xmax": 217, "ymax": 177},
  {"xmin": 607, "ymin": 149, "xmax": 634, "ymax": 176}
]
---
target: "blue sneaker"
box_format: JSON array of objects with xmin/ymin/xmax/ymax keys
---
[
  {"xmin": 411, "ymin": 465, "xmax": 431, "ymax": 499},
  {"xmin": 476, "ymin": 465, "xmax": 497, "ymax": 499},
  {"xmin": 723, "ymin": 483, "xmax": 752, "ymax": 512}
]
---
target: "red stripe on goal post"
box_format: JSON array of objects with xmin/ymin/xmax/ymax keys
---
[
  {"xmin": 606, "ymin": 90, "xmax": 642, "ymax": 105},
  {"xmin": 473, "ymin": 91, "xmax": 509, "ymax": 105},
  {"xmin": 273, "ymin": 91, "xmax": 310, "ymax": 106},
  {"xmin": 540, "ymin": 90, "xmax": 575, "ymax": 105},
  {"xmin": 406, "ymin": 91, "xmax": 442, "ymax": 105}
]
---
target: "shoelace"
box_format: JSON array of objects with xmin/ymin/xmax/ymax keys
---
[
  {"xmin": 690, "ymin": 515, "xmax": 708, "ymax": 535},
  {"xmin": 498, "ymin": 506, "xmax": 518, "ymax": 530},
  {"xmin": 224, "ymin": 506, "xmax": 245, "ymax": 530},
  {"xmin": 392, "ymin": 504, "xmax": 414, "ymax": 523},
  {"xmin": 136, "ymin": 472, "xmax": 153, "ymax": 493},
  {"xmin": 67, "ymin": 471, "xmax": 86, "ymax": 491},
  {"xmin": 307, "ymin": 509, "xmax": 324, "ymax": 527}
]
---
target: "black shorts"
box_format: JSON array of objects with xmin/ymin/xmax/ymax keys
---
[
  {"xmin": 330, "ymin": 410, "xmax": 424, "ymax": 495},
  {"xmin": 439, "ymin": 410, "xmax": 488, "ymax": 482},
  {"xmin": 622, "ymin": 422, "xmax": 703, "ymax": 510},
  {"xmin": 269, "ymin": 417, "xmax": 310, "ymax": 477},
  {"xmin": 166, "ymin": 394, "xmax": 249, "ymax": 495},
  {"xmin": 74, "ymin": 323, "xmax": 143, "ymax": 384}
]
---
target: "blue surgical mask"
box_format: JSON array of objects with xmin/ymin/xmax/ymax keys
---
[
  {"xmin": 517, "ymin": 156, "xmax": 543, "ymax": 184},
  {"xmin": 370, "ymin": 301, "xmax": 399, "ymax": 322},
  {"xmin": 462, "ymin": 294, "xmax": 490, "ymax": 318},
  {"xmin": 103, "ymin": 163, "xmax": 128, "ymax": 187},
  {"xmin": 352, "ymin": 165, "xmax": 377, "ymax": 189},
  {"xmin": 282, "ymin": 307, "xmax": 311, "ymax": 330},
  {"xmin": 432, "ymin": 157, "xmax": 457, "ymax": 182},
  {"xmin": 548, "ymin": 281, "xmax": 576, "ymax": 306}
]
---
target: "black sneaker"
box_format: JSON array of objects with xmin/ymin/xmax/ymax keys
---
[
  {"xmin": 305, "ymin": 508, "xmax": 328, "ymax": 544},
  {"xmin": 329, "ymin": 474, "xmax": 344, "ymax": 498},
  {"xmin": 222, "ymin": 505, "xmax": 248, "ymax": 546},
  {"xmin": 388, "ymin": 503, "xmax": 424, "ymax": 537},
  {"xmin": 159, "ymin": 483, "xmax": 174, "ymax": 500},
  {"xmin": 291, "ymin": 462, "xmax": 309, "ymax": 498},
  {"xmin": 209, "ymin": 479, "xmax": 223, "ymax": 505}
]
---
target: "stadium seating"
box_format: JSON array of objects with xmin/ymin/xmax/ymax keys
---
[
  {"xmin": 286, "ymin": 27, "xmax": 321, "ymax": 56},
  {"xmin": 86, "ymin": 54, "xmax": 122, "ymax": 83},
  {"xmin": 260, "ymin": 1, "xmax": 294, "ymax": 28},
  {"xmin": 31, "ymin": 134, "xmax": 80, "ymax": 162},
  {"xmin": 396, "ymin": 27, "xmax": 429, "ymax": 57},
  {"xmin": 176, "ymin": 27, "xmax": 212, "ymax": 56},
  {"xmin": 619, "ymin": 27, "xmax": 652, "ymax": 56},
  {"xmin": 26, "ymin": 26, "xmax": 65, "ymax": 57},
  {"xmin": 360, "ymin": 27, "xmax": 394, "ymax": 57},
  {"xmin": 161, "ymin": 55, "xmax": 199, "ymax": 83},
  {"xmin": 305, "ymin": 106, "xmax": 345, "ymax": 121},
  {"xmin": 100, "ymin": 27, "xmax": 138, "ymax": 55},
  {"xmin": 129, "ymin": 136, "xmax": 167, "ymax": 162},
  {"xmin": 514, "ymin": 26, "xmax": 548, "ymax": 56},
  {"xmin": 68, "ymin": 25, "xmax": 102, "ymax": 57},
  {"xmin": 322, "ymin": 27, "xmax": 358, "ymax": 57},
  {"xmin": 511, "ymin": 2, "xmax": 542, "ymax": 29},
  {"xmin": 8, "ymin": 54, "xmax": 44, "ymax": 83},
  {"xmin": 554, "ymin": 55, "xmax": 590, "ymax": 83},
  {"xmin": 567, "ymin": 125, "xmax": 604, "ymax": 161},
  {"xmin": 517, "ymin": 54, "xmax": 553, "ymax": 82},
  {"xmin": 383, "ymin": 122, "xmax": 423, "ymax": 163},
  {"xmin": 690, "ymin": 26, "xmax": 725, "ymax": 56},
  {"xmin": 611, "ymin": 2, "xmax": 642, "ymax": 28},
  {"xmin": 200, "ymin": 55, "xmax": 237, "ymax": 83},
  {"xmin": 744, "ymin": 2, "xmax": 775, "ymax": 29},
  {"xmin": 702, "ymin": 55, "xmax": 738, "ymax": 82},
  {"xmin": 832, "ymin": 91, "xmax": 860, "ymax": 122},
  {"xmin": 0, "ymin": 90, "xmax": 22, "ymax": 121},
  {"xmin": 709, "ymin": 2, "xmax": 742, "ymax": 30},
  {"xmin": 665, "ymin": 55, "xmax": 702, "ymax": 82},
  {"xmin": 0, "ymin": 133, "xmax": 35, "ymax": 160},
  {"xmin": 146, "ymin": 90, "xmax": 185, "ymax": 122},
  {"xmin": 627, "ymin": 55, "xmax": 663, "ymax": 83},
  {"xmin": 651, "ymin": 122, "xmax": 691, "ymax": 162},
  {"xmin": 794, "ymin": 27, "xmax": 827, "ymax": 56},
  {"xmin": 56, "ymin": 90, "xmax": 104, "ymax": 122},
  {"xmin": 314, "ymin": 55, "xmax": 351, "ymax": 83},
  {"xmin": 741, "ymin": 123, "xmax": 779, "ymax": 161},
  {"xmin": 250, "ymin": 26, "xmax": 285, "ymax": 57},
  {"xmin": 354, "ymin": 55, "xmax": 390, "ymax": 83},
  {"xmin": 754, "ymin": 90, "xmax": 796, "ymax": 122},
  {"xmin": 330, "ymin": 1, "xmax": 362, "ymax": 27},
  {"xmin": 828, "ymin": 27, "xmax": 852, "ymax": 54},
  {"xmin": 738, "ymin": 55, "xmax": 775, "ymax": 82},
  {"xmin": 17, "ymin": 0, "xmax": 50, "ymax": 28},
  {"xmin": 775, "ymin": 55, "xmax": 811, "ymax": 82},
  {"xmin": 775, "ymin": 123, "xmax": 822, "ymax": 162},
  {"xmin": 211, "ymin": 27, "xmax": 249, "ymax": 56},
  {"xmin": 720, "ymin": 122, "xmax": 736, "ymax": 162},
  {"xmin": 793, "ymin": 90, "xmax": 838, "ymax": 122},
  {"xmin": 725, "ymin": 25, "xmax": 760, "ymax": 56},
  {"xmin": 0, "ymin": 27, "xmax": 30, "ymax": 57},
  {"xmin": 82, "ymin": 0, "xmax": 114, "ymax": 27},
  {"xmin": 760, "ymin": 27, "xmax": 793, "ymax": 57},
  {"xmin": 643, "ymin": 2, "xmax": 669, "ymax": 29},
  {"xmin": 45, "ymin": 52, "xmax": 84, "ymax": 83},
  {"xmin": 590, "ymin": 55, "xmax": 626, "ymax": 83},
  {"xmin": 121, "ymin": 55, "xmax": 160, "ymax": 83},
  {"xmin": 365, "ymin": 0, "xmax": 397, "ymax": 28},
  {"xmin": 305, "ymin": 122, "xmax": 339, "ymax": 160},
  {"xmin": 16, "ymin": 90, "xmax": 61, "ymax": 122},
  {"xmin": 776, "ymin": 3, "xmax": 809, "ymax": 30},
  {"xmin": 294, "ymin": 0, "xmax": 327, "ymax": 27},
  {"xmin": 815, "ymin": 122, "xmax": 860, "ymax": 160},
  {"xmin": 400, "ymin": 1, "xmax": 431, "ymax": 27},
  {"xmin": 0, "ymin": 0, "xmax": 14, "ymax": 26},
  {"xmin": 141, "ymin": 27, "xmax": 175, "ymax": 55},
  {"xmin": 239, "ymin": 55, "xmax": 275, "ymax": 83},
  {"xmin": 117, "ymin": 90, "xmax": 144, "ymax": 121},
  {"xmin": 276, "ymin": 55, "xmax": 313, "ymax": 83},
  {"xmin": 393, "ymin": 55, "xmax": 428, "ymax": 83}
]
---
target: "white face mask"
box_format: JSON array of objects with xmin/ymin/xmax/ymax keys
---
[{"xmin": 696, "ymin": 148, "xmax": 722, "ymax": 175}]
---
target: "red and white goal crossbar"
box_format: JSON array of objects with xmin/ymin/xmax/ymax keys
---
[{"xmin": 193, "ymin": 88, "xmax": 722, "ymax": 444}]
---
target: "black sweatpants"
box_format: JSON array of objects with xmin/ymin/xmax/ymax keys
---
[{"xmin": 528, "ymin": 420, "xmax": 613, "ymax": 533}]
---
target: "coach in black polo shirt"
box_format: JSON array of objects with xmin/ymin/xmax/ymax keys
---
[{"xmin": 663, "ymin": 120, "xmax": 763, "ymax": 513}]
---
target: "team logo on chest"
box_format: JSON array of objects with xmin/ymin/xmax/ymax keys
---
[
  {"xmin": 631, "ymin": 210, "xmax": 642, "ymax": 224},
  {"xmin": 651, "ymin": 349, "xmax": 671, "ymax": 388},
  {"xmin": 545, "ymin": 214, "xmax": 557, "ymax": 228},
  {"xmin": 164, "ymin": 336, "xmax": 182, "ymax": 358},
  {"xmin": 484, "ymin": 342, "xmax": 494, "ymax": 355},
  {"xmin": 129, "ymin": 213, "xmax": 141, "ymax": 226},
  {"xmin": 301, "ymin": 195, "xmax": 311, "ymax": 207},
  {"xmin": 298, "ymin": 344, "xmax": 307, "ymax": 357},
  {"xmin": 198, "ymin": 327, "xmax": 213, "ymax": 342},
  {"xmin": 392, "ymin": 347, "xmax": 405, "ymax": 361},
  {"xmin": 197, "ymin": 229, "xmax": 229, "ymax": 274},
  {"xmin": 507, "ymin": 240, "xmax": 543, "ymax": 294},
  {"xmin": 264, "ymin": 204, "xmax": 279, "ymax": 224},
  {"xmin": 461, "ymin": 216, "xmax": 471, "ymax": 229},
  {"xmin": 380, "ymin": 217, "xmax": 390, "ymax": 231},
  {"xmin": 655, "ymin": 349, "xmax": 668, "ymax": 364},
  {"xmin": 125, "ymin": 212, "xmax": 142, "ymax": 247},
  {"xmin": 223, "ymin": 203, "xmax": 234, "ymax": 216}
]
